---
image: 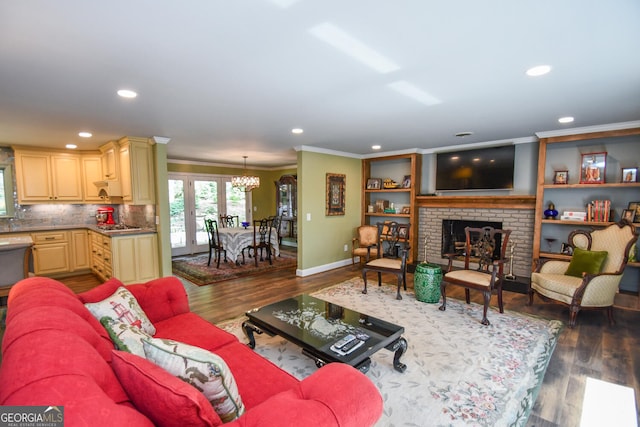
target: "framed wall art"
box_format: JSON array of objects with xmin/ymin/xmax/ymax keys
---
[
  {"xmin": 580, "ymin": 152, "xmax": 606, "ymax": 184},
  {"xmin": 326, "ymin": 173, "xmax": 345, "ymax": 216},
  {"xmin": 622, "ymin": 167, "xmax": 638, "ymax": 183}
]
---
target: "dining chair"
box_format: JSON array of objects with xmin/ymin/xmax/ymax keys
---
[
  {"xmin": 242, "ymin": 218, "xmax": 273, "ymax": 267},
  {"xmin": 439, "ymin": 226, "xmax": 511, "ymax": 325},
  {"xmin": 268, "ymin": 215, "xmax": 283, "ymax": 253},
  {"xmin": 362, "ymin": 221, "xmax": 410, "ymax": 300},
  {"xmin": 219, "ymin": 214, "xmax": 239, "ymax": 228},
  {"xmin": 204, "ymin": 218, "xmax": 227, "ymax": 268}
]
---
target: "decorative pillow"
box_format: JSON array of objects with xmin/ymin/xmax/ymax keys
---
[
  {"xmin": 111, "ymin": 350, "xmax": 221, "ymax": 427},
  {"xmin": 565, "ymin": 247, "xmax": 608, "ymax": 278},
  {"xmin": 85, "ymin": 286, "xmax": 156, "ymax": 335},
  {"xmin": 143, "ymin": 337, "xmax": 245, "ymax": 423},
  {"xmin": 101, "ymin": 317, "xmax": 152, "ymax": 357}
]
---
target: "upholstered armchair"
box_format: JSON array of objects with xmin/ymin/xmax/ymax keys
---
[
  {"xmin": 529, "ymin": 220, "xmax": 638, "ymax": 327},
  {"xmin": 351, "ymin": 225, "xmax": 379, "ymax": 266}
]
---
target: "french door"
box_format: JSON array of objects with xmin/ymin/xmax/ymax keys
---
[{"xmin": 168, "ymin": 173, "xmax": 250, "ymax": 257}]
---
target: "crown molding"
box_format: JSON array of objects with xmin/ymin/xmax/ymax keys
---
[
  {"xmin": 535, "ymin": 121, "xmax": 640, "ymax": 139},
  {"xmin": 295, "ymin": 145, "xmax": 361, "ymax": 159}
]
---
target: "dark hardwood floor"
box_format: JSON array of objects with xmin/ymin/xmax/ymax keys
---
[{"xmin": 28, "ymin": 264, "xmax": 640, "ymax": 426}]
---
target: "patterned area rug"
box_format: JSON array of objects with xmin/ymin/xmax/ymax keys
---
[
  {"xmin": 172, "ymin": 250, "xmax": 296, "ymax": 286},
  {"xmin": 218, "ymin": 277, "xmax": 562, "ymax": 427}
]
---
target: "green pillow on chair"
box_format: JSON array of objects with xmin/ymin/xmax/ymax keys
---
[{"xmin": 565, "ymin": 247, "xmax": 608, "ymax": 278}]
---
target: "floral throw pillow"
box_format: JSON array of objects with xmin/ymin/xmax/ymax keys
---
[
  {"xmin": 101, "ymin": 317, "xmax": 152, "ymax": 357},
  {"xmin": 85, "ymin": 286, "xmax": 156, "ymax": 335},
  {"xmin": 142, "ymin": 337, "xmax": 245, "ymax": 423}
]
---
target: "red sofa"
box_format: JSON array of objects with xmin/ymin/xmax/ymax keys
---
[{"xmin": 0, "ymin": 276, "xmax": 383, "ymax": 426}]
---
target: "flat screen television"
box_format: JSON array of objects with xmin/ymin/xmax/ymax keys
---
[{"xmin": 435, "ymin": 145, "xmax": 515, "ymax": 191}]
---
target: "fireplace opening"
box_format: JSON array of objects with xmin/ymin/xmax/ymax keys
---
[{"xmin": 441, "ymin": 219, "xmax": 503, "ymax": 261}]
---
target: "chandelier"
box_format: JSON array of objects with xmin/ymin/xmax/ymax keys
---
[{"xmin": 231, "ymin": 156, "xmax": 260, "ymax": 192}]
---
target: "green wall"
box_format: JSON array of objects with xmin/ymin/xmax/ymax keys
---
[
  {"xmin": 167, "ymin": 162, "xmax": 296, "ymax": 221},
  {"xmin": 298, "ymin": 150, "xmax": 361, "ymax": 272}
]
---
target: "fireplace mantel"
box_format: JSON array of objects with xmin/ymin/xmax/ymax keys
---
[{"xmin": 416, "ymin": 195, "xmax": 535, "ymax": 209}]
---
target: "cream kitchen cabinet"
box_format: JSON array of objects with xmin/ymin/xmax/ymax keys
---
[
  {"xmin": 31, "ymin": 231, "xmax": 71, "ymax": 275},
  {"xmin": 81, "ymin": 155, "xmax": 107, "ymax": 202},
  {"xmin": 118, "ymin": 137, "xmax": 155, "ymax": 205},
  {"xmin": 111, "ymin": 233, "xmax": 158, "ymax": 284},
  {"xmin": 99, "ymin": 141, "xmax": 120, "ymax": 181},
  {"xmin": 89, "ymin": 230, "xmax": 113, "ymax": 281},
  {"xmin": 14, "ymin": 150, "xmax": 83, "ymax": 203},
  {"xmin": 70, "ymin": 229, "xmax": 91, "ymax": 271}
]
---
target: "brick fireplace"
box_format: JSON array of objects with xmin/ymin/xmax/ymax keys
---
[{"xmin": 416, "ymin": 196, "xmax": 536, "ymax": 279}]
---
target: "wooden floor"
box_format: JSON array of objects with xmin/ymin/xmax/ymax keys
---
[{"xmin": 49, "ymin": 266, "xmax": 640, "ymax": 426}]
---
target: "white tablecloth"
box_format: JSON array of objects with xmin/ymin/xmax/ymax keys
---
[{"xmin": 218, "ymin": 227, "xmax": 279, "ymax": 263}]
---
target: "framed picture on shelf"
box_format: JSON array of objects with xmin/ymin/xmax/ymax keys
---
[
  {"xmin": 580, "ymin": 152, "xmax": 606, "ymax": 184},
  {"xmin": 366, "ymin": 178, "xmax": 382, "ymax": 190},
  {"xmin": 402, "ymin": 175, "xmax": 411, "ymax": 188},
  {"xmin": 622, "ymin": 209, "xmax": 636, "ymax": 223},
  {"xmin": 326, "ymin": 173, "xmax": 345, "ymax": 216},
  {"xmin": 553, "ymin": 170, "xmax": 568, "ymax": 184},
  {"xmin": 397, "ymin": 223, "xmax": 409, "ymax": 239},
  {"xmin": 401, "ymin": 206, "xmax": 410, "ymax": 214},
  {"xmin": 621, "ymin": 167, "xmax": 638, "ymax": 183},
  {"xmin": 628, "ymin": 202, "xmax": 640, "ymax": 223}
]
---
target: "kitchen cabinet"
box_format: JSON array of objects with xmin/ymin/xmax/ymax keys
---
[
  {"xmin": 99, "ymin": 141, "xmax": 119, "ymax": 181},
  {"xmin": 89, "ymin": 230, "xmax": 113, "ymax": 281},
  {"xmin": 118, "ymin": 137, "xmax": 155, "ymax": 205},
  {"xmin": 533, "ymin": 127, "xmax": 640, "ymax": 291},
  {"xmin": 70, "ymin": 229, "xmax": 91, "ymax": 271},
  {"xmin": 81, "ymin": 155, "xmax": 108, "ymax": 202},
  {"xmin": 31, "ymin": 231, "xmax": 71, "ymax": 275},
  {"xmin": 361, "ymin": 153, "xmax": 420, "ymax": 263},
  {"xmin": 14, "ymin": 150, "xmax": 83, "ymax": 203},
  {"xmin": 111, "ymin": 233, "xmax": 158, "ymax": 283}
]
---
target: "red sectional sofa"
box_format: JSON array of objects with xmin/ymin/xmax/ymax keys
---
[{"xmin": 0, "ymin": 276, "xmax": 383, "ymax": 426}]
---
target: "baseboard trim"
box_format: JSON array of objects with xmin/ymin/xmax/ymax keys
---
[{"xmin": 296, "ymin": 258, "xmax": 352, "ymax": 277}]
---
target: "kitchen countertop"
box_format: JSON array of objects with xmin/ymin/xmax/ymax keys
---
[{"xmin": 0, "ymin": 225, "xmax": 157, "ymax": 237}]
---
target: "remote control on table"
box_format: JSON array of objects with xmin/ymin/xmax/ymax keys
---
[{"xmin": 333, "ymin": 334, "xmax": 356, "ymax": 349}]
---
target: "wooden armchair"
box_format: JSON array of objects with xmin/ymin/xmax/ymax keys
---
[
  {"xmin": 351, "ymin": 225, "xmax": 379, "ymax": 266},
  {"xmin": 439, "ymin": 226, "xmax": 511, "ymax": 325},
  {"xmin": 529, "ymin": 220, "xmax": 638, "ymax": 327},
  {"xmin": 362, "ymin": 221, "xmax": 410, "ymax": 300},
  {"xmin": 242, "ymin": 218, "xmax": 273, "ymax": 267}
]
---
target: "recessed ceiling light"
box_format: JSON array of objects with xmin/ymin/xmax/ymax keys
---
[
  {"xmin": 526, "ymin": 65, "xmax": 551, "ymax": 77},
  {"xmin": 66, "ymin": 144, "xmax": 77, "ymax": 149},
  {"xmin": 372, "ymin": 145, "xmax": 381, "ymax": 150},
  {"xmin": 117, "ymin": 89, "xmax": 138, "ymax": 98},
  {"xmin": 78, "ymin": 131, "xmax": 92, "ymax": 138},
  {"xmin": 558, "ymin": 116, "xmax": 574, "ymax": 124},
  {"xmin": 455, "ymin": 131, "xmax": 473, "ymax": 137},
  {"xmin": 291, "ymin": 128, "xmax": 304, "ymax": 134}
]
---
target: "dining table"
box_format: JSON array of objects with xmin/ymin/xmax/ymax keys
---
[{"xmin": 217, "ymin": 227, "xmax": 280, "ymax": 264}]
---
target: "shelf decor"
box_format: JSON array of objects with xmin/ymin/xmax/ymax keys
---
[
  {"xmin": 628, "ymin": 202, "xmax": 640, "ymax": 223},
  {"xmin": 366, "ymin": 178, "xmax": 382, "ymax": 190},
  {"xmin": 326, "ymin": 173, "xmax": 345, "ymax": 216},
  {"xmin": 553, "ymin": 170, "xmax": 568, "ymax": 184},
  {"xmin": 621, "ymin": 167, "xmax": 638, "ymax": 183},
  {"xmin": 543, "ymin": 202, "xmax": 559, "ymax": 219},
  {"xmin": 580, "ymin": 152, "xmax": 606, "ymax": 184}
]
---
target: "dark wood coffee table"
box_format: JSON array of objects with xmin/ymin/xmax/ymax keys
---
[{"xmin": 242, "ymin": 294, "xmax": 407, "ymax": 373}]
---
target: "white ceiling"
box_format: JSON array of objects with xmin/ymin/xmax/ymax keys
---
[{"xmin": 1, "ymin": 1, "xmax": 639, "ymax": 167}]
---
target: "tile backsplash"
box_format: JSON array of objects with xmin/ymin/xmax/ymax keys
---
[{"xmin": 0, "ymin": 203, "xmax": 156, "ymax": 232}]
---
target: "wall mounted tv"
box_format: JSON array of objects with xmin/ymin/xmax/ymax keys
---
[{"xmin": 435, "ymin": 145, "xmax": 515, "ymax": 191}]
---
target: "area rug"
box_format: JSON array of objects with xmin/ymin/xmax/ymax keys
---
[
  {"xmin": 218, "ymin": 277, "xmax": 562, "ymax": 427},
  {"xmin": 172, "ymin": 251, "xmax": 296, "ymax": 286}
]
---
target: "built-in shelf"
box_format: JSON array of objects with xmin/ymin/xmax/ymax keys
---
[
  {"xmin": 540, "ymin": 251, "xmax": 640, "ymax": 268},
  {"xmin": 541, "ymin": 219, "xmax": 615, "ymax": 226},
  {"xmin": 415, "ymin": 195, "xmax": 535, "ymax": 209},
  {"xmin": 543, "ymin": 183, "xmax": 640, "ymax": 189}
]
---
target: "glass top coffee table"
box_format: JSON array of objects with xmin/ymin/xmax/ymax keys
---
[{"xmin": 242, "ymin": 294, "xmax": 407, "ymax": 373}]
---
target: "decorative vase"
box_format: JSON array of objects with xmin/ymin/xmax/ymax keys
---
[{"xmin": 544, "ymin": 202, "xmax": 559, "ymax": 219}]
